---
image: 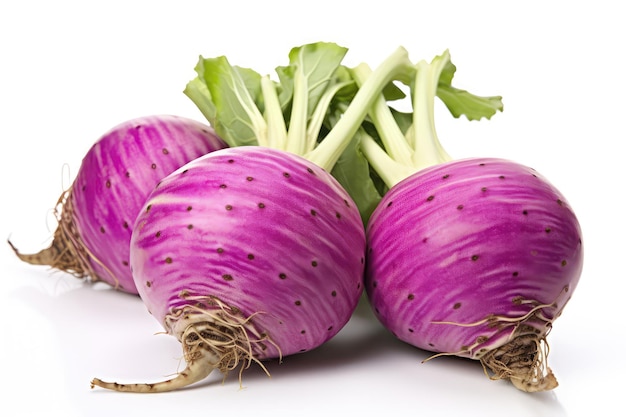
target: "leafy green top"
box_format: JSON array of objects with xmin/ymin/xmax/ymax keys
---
[
  {"xmin": 184, "ymin": 44, "xmax": 503, "ymax": 223},
  {"xmin": 184, "ymin": 42, "xmax": 412, "ymax": 222},
  {"xmin": 352, "ymin": 50, "xmax": 504, "ymax": 189}
]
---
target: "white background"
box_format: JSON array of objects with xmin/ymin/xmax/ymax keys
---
[{"xmin": 1, "ymin": 1, "xmax": 622, "ymax": 416}]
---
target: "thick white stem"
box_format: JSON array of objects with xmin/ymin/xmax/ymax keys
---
[
  {"xmin": 307, "ymin": 47, "xmax": 412, "ymax": 171},
  {"xmin": 359, "ymin": 134, "xmax": 415, "ymax": 188},
  {"xmin": 261, "ymin": 75, "xmax": 287, "ymax": 150},
  {"xmin": 286, "ymin": 68, "xmax": 308, "ymax": 155},
  {"xmin": 351, "ymin": 64, "xmax": 414, "ymax": 166},
  {"xmin": 411, "ymin": 58, "xmax": 452, "ymax": 170}
]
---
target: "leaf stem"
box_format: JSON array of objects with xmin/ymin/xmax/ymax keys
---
[
  {"xmin": 307, "ymin": 47, "xmax": 413, "ymax": 172},
  {"xmin": 261, "ymin": 75, "xmax": 287, "ymax": 150},
  {"xmin": 410, "ymin": 55, "xmax": 452, "ymax": 170},
  {"xmin": 359, "ymin": 134, "xmax": 415, "ymax": 188},
  {"xmin": 286, "ymin": 68, "xmax": 308, "ymax": 155},
  {"xmin": 350, "ymin": 63, "xmax": 414, "ymax": 166}
]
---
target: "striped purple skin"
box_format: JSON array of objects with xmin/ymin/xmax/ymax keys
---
[
  {"xmin": 71, "ymin": 115, "xmax": 227, "ymax": 294},
  {"xmin": 130, "ymin": 146, "xmax": 366, "ymax": 359},
  {"xmin": 365, "ymin": 158, "xmax": 583, "ymax": 359}
]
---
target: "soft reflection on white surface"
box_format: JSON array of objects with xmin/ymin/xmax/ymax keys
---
[{"xmin": 2, "ymin": 262, "xmax": 587, "ymax": 417}]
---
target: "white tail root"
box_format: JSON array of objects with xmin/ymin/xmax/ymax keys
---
[{"xmin": 91, "ymin": 296, "xmax": 279, "ymax": 393}]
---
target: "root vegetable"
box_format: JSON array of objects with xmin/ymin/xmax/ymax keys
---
[
  {"xmin": 356, "ymin": 51, "xmax": 583, "ymax": 392},
  {"xmin": 10, "ymin": 115, "xmax": 227, "ymax": 294},
  {"xmin": 91, "ymin": 42, "xmax": 413, "ymax": 392}
]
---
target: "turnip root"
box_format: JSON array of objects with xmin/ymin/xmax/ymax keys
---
[
  {"xmin": 91, "ymin": 42, "xmax": 414, "ymax": 392},
  {"xmin": 10, "ymin": 115, "xmax": 227, "ymax": 294},
  {"xmin": 92, "ymin": 146, "xmax": 366, "ymax": 392},
  {"xmin": 354, "ymin": 51, "xmax": 583, "ymax": 392}
]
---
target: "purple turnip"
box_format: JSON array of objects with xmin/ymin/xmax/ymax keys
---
[
  {"xmin": 10, "ymin": 115, "xmax": 227, "ymax": 294},
  {"xmin": 355, "ymin": 51, "xmax": 583, "ymax": 392},
  {"xmin": 91, "ymin": 42, "xmax": 415, "ymax": 392},
  {"xmin": 93, "ymin": 146, "xmax": 366, "ymax": 392}
]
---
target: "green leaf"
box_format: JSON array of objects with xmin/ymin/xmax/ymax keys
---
[
  {"xmin": 330, "ymin": 130, "xmax": 382, "ymax": 225},
  {"xmin": 197, "ymin": 56, "xmax": 266, "ymax": 148},
  {"xmin": 436, "ymin": 55, "xmax": 503, "ymax": 120},
  {"xmin": 437, "ymin": 84, "xmax": 504, "ymax": 120},
  {"xmin": 275, "ymin": 65, "xmax": 295, "ymax": 112},
  {"xmin": 283, "ymin": 42, "xmax": 349, "ymax": 154},
  {"xmin": 287, "ymin": 42, "xmax": 349, "ymax": 122},
  {"xmin": 184, "ymin": 58, "xmax": 216, "ymax": 123}
]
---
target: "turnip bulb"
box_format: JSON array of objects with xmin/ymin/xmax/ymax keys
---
[
  {"xmin": 91, "ymin": 43, "xmax": 415, "ymax": 392},
  {"xmin": 354, "ymin": 51, "xmax": 583, "ymax": 391},
  {"xmin": 366, "ymin": 158, "xmax": 582, "ymax": 391},
  {"xmin": 92, "ymin": 147, "xmax": 366, "ymax": 392},
  {"xmin": 10, "ymin": 115, "xmax": 227, "ymax": 294}
]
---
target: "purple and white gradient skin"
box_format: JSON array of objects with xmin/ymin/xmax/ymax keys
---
[
  {"xmin": 70, "ymin": 115, "xmax": 226, "ymax": 294},
  {"xmin": 365, "ymin": 158, "xmax": 583, "ymax": 359},
  {"xmin": 130, "ymin": 146, "xmax": 366, "ymax": 359}
]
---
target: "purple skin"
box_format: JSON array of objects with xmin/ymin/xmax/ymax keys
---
[
  {"xmin": 10, "ymin": 115, "xmax": 227, "ymax": 294},
  {"xmin": 365, "ymin": 158, "xmax": 583, "ymax": 391},
  {"xmin": 91, "ymin": 146, "xmax": 365, "ymax": 392}
]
